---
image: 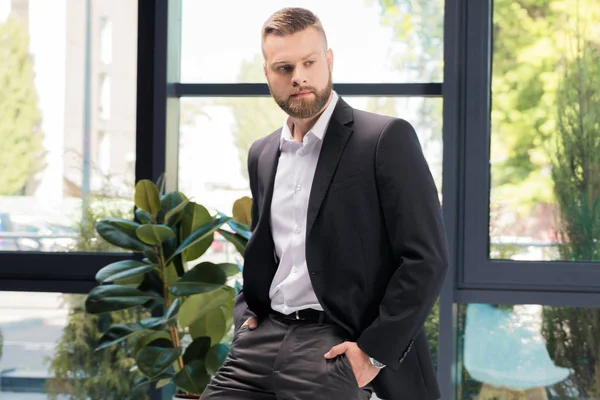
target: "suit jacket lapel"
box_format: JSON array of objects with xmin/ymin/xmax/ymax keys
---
[{"xmin": 306, "ymin": 99, "xmax": 354, "ymax": 235}]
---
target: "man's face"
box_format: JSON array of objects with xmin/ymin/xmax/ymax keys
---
[{"xmin": 263, "ymin": 28, "xmax": 333, "ymax": 119}]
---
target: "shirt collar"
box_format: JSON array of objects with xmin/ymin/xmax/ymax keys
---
[{"xmin": 280, "ymin": 91, "xmax": 339, "ymax": 149}]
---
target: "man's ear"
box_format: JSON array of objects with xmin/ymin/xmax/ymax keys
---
[{"xmin": 326, "ymin": 49, "xmax": 334, "ymax": 72}]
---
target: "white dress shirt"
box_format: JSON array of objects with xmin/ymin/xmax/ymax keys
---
[{"xmin": 269, "ymin": 91, "xmax": 340, "ymax": 314}]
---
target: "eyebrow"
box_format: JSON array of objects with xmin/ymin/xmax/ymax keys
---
[{"xmin": 272, "ymin": 52, "xmax": 319, "ymax": 66}]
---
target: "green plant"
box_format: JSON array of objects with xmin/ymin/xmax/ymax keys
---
[
  {"xmin": 541, "ymin": 27, "xmax": 600, "ymax": 399},
  {"xmin": 0, "ymin": 16, "xmax": 45, "ymax": 195},
  {"xmin": 46, "ymin": 295, "xmax": 149, "ymax": 400},
  {"xmin": 84, "ymin": 178, "xmax": 252, "ymax": 398}
]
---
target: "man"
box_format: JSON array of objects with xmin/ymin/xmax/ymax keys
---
[{"xmin": 201, "ymin": 7, "xmax": 448, "ymax": 400}]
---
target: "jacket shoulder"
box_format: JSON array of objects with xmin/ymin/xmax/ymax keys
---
[
  {"xmin": 249, "ymin": 128, "xmax": 281, "ymax": 158},
  {"xmin": 352, "ymin": 109, "xmax": 414, "ymax": 139}
]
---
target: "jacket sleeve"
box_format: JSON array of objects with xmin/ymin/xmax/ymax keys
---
[
  {"xmin": 233, "ymin": 140, "xmax": 261, "ymax": 331},
  {"xmin": 356, "ymin": 118, "xmax": 448, "ymax": 372}
]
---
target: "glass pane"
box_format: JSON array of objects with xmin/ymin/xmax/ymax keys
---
[
  {"xmin": 489, "ymin": 0, "xmax": 600, "ymax": 261},
  {"xmin": 458, "ymin": 303, "xmax": 600, "ymax": 399},
  {"xmin": 0, "ymin": 291, "xmax": 148, "ymax": 399},
  {"xmin": 178, "ymin": 96, "xmax": 442, "ymax": 216},
  {"xmin": 180, "ymin": 0, "xmax": 443, "ymax": 83},
  {"xmin": 0, "ymin": 1, "xmax": 137, "ymax": 253}
]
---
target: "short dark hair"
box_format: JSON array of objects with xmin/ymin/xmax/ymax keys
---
[{"xmin": 262, "ymin": 7, "xmax": 328, "ymax": 47}]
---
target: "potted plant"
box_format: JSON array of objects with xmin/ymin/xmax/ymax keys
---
[{"xmin": 84, "ymin": 178, "xmax": 252, "ymax": 399}]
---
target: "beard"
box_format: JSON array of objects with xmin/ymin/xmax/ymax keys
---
[{"xmin": 270, "ymin": 74, "xmax": 333, "ymax": 119}]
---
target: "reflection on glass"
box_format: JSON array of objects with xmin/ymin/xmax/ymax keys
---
[
  {"xmin": 0, "ymin": 292, "xmax": 148, "ymax": 399},
  {"xmin": 0, "ymin": 1, "xmax": 137, "ymax": 252},
  {"xmin": 180, "ymin": 0, "xmax": 443, "ymax": 83},
  {"xmin": 489, "ymin": 0, "xmax": 600, "ymax": 261},
  {"xmin": 459, "ymin": 303, "xmax": 600, "ymax": 399}
]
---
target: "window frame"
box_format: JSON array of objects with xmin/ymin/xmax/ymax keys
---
[{"xmin": 460, "ymin": 0, "xmax": 600, "ymax": 294}]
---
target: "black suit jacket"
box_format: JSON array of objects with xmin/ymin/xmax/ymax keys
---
[{"xmin": 234, "ymin": 98, "xmax": 448, "ymax": 400}]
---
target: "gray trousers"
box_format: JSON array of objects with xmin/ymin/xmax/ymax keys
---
[{"xmin": 200, "ymin": 313, "xmax": 374, "ymax": 400}]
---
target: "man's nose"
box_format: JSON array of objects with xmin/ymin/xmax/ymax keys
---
[{"xmin": 291, "ymin": 68, "xmax": 307, "ymax": 86}]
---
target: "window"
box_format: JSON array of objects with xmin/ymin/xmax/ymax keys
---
[
  {"xmin": 99, "ymin": 17, "xmax": 112, "ymax": 65},
  {"xmin": 0, "ymin": 1, "xmax": 137, "ymax": 253},
  {"xmin": 99, "ymin": 73, "xmax": 112, "ymax": 120},
  {"xmin": 458, "ymin": 302, "xmax": 600, "ymax": 399},
  {"xmin": 0, "ymin": 291, "xmax": 148, "ymax": 399},
  {"xmin": 97, "ymin": 130, "xmax": 111, "ymax": 175},
  {"xmin": 180, "ymin": 0, "xmax": 443, "ymax": 83},
  {"xmin": 461, "ymin": 0, "xmax": 600, "ymax": 290},
  {"xmin": 489, "ymin": 0, "xmax": 600, "ymax": 262}
]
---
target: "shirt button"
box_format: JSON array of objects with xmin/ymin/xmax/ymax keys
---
[
  {"xmin": 296, "ymin": 184, "xmax": 302, "ymax": 191},
  {"xmin": 295, "ymin": 228, "xmax": 301, "ymax": 234},
  {"xmin": 298, "ymin": 149, "xmax": 305, "ymax": 156},
  {"xmin": 292, "ymin": 267, "xmax": 297, "ymax": 273}
]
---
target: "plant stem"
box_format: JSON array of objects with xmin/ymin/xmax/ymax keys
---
[{"xmin": 157, "ymin": 245, "xmax": 185, "ymax": 373}]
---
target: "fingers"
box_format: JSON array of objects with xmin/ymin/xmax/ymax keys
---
[
  {"xmin": 242, "ymin": 316, "xmax": 258, "ymax": 330},
  {"xmin": 324, "ymin": 342, "xmax": 349, "ymax": 359}
]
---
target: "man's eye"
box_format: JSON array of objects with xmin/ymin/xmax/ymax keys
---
[
  {"xmin": 306, "ymin": 60, "xmax": 315, "ymax": 66},
  {"xmin": 277, "ymin": 65, "xmax": 292, "ymax": 71}
]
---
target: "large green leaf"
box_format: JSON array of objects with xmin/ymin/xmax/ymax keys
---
[
  {"xmin": 136, "ymin": 346, "xmax": 182, "ymax": 379},
  {"xmin": 175, "ymin": 216, "xmax": 230, "ymax": 259},
  {"xmin": 189, "ymin": 307, "xmax": 227, "ymax": 345},
  {"xmin": 222, "ymin": 301, "xmax": 234, "ymax": 334},
  {"xmin": 96, "ymin": 219, "xmax": 148, "ymax": 252},
  {"xmin": 160, "ymin": 191, "xmax": 188, "ymax": 225},
  {"xmin": 182, "ymin": 336, "xmax": 212, "ymax": 364},
  {"xmin": 172, "ymin": 252, "xmax": 185, "ymax": 278},
  {"xmin": 130, "ymin": 373, "xmax": 173, "ymax": 396},
  {"xmin": 180, "ymin": 203, "xmax": 214, "ymax": 261},
  {"xmin": 133, "ymin": 331, "xmax": 172, "ymax": 358},
  {"xmin": 169, "ymin": 262, "xmax": 227, "ymax": 297},
  {"xmin": 137, "ymin": 270, "xmax": 164, "ymax": 299},
  {"xmin": 232, "ymin": 196, "xmax": 253, "ymax": 227},
  {"xmin": 135, "ymin": 208, "xmax": 152, "ymax": 224},
  {"xmin": 178, "ymin": 287, "xmax": 234, "ymax": 328},
  {"xmin": 96, "ymin": 324, "xmax": 147, "ymax": 351},
  {"xmin": 161, "ymin": 236, "xmax": 177, "ymax": 262},
  {"xmin": 135, "ymin": 179, "xmax": 161, "ymax": 215},
  {"xmin": 165, "ymin": 297, "xmax": 181, "ymax": 321},
  {"xmin": 206, "ymin": 344, "xmax": 230, "ymax": 375},
  {"xmin": 95, "ymin": 260, "xmax": 155, "ymax": 283},
  {"xmin": 165, "ymin": 198, "xmax": 190, "ymax": 226},
  {"xmin": 86, "ymin": 285, "xmax": 161, "ymax": 314},
  {"xmin": 114, "ymin": 273, "xmax": 146, "ymax": 287},
  {"xmin": 226, "ymin": 219, "xmax": 251, "ymax": 240},
  {"xmin": 165, "ymin": 263, "xmax": 180, "ymax": 287},
  {"xmin": 218, "ymin": 229, "xmax": 248, "ymax": 256},
  {"xmin": 218, "ymin": 262, "xmax": 241, "ymax": 277},
  {"xmin": 173, "ymin": 360, "xmax": 210, "ymax": 395},
  {"xmin": 143, "ymin": 249, "xmax": 159, "ymax": 264},
  {"xmin": 139, "ymin": 317, "xmax": 169, "ymax": 330},
  {"xmin": 156, "ymin": 376, "xmax": 173, "ymax": 389},
  {"xmin": 136, "ymin": 224, "xmax": 175, "ymax": 245}
]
